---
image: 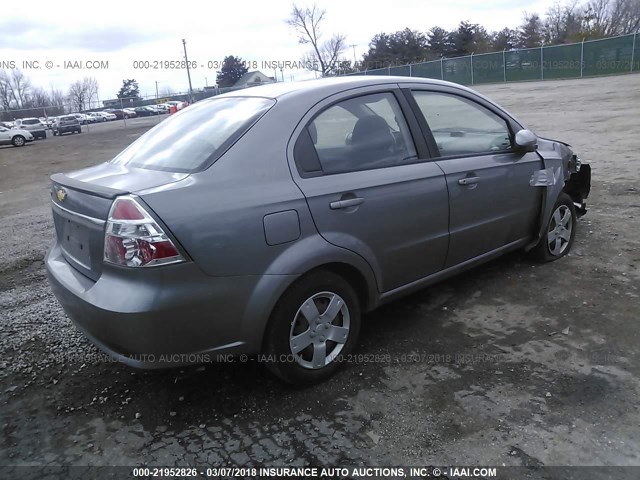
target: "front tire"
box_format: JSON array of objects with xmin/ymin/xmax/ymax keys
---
[
  {"xmin": 264, "ymin": 271, "xmax": 361, "ymax": 385},
  {"xmin": 531, "ymin": 193, "xmax": 577, "ymax": 262}
]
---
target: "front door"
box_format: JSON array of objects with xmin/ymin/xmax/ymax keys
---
[{"xmin": 409, "ymin": 89, "xmax": 543, "ymax": 267}]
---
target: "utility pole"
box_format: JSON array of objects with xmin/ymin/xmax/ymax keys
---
[
  {"xmin": 155, "ymin": 81, "xmax": 160, "ymax": 120},
  {"xmin": 182, "ymin": 39, "xmax": 194, "ymax": 103},
  {"xmin": 350, "ymin": 44, "xmax": 357, "ymax": 68}
]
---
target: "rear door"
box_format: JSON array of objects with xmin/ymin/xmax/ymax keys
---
[
  {"xmin": 289, "ymin": 86, "xmax": 449, "ymax": 293},
  {"xmin": 405, "ymin": 87, "xmax": 543, "ymax": 267}
]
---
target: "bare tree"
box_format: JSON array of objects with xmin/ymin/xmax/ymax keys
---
[
  {"xmin": 49, "ymin": 88, "xmax": 66, "ymax": 115},
  {"xmin": 612, "ymin": 0, "xmax": 640, "ymax": 34},
  {"xmin": 68, "ymin": 80, "xmax": 88, "ymax": 112},
  {"xmin": 544, "ymin": 0, "xmax": 585, "ymax": 44},
  {"xmin": 287, "ymin": 3, "xmax": 346, "ymax": 76},
  {"xmin": 584, "ymin": 0, "xmax": 640, "ymax": 36},
  {"xmin": 8, "ymin": 70, "xmax": 30, "ymax": 109},
  {"xmin": 0, "ymin": 70, "xmax": 12, "ymax": 110},
  {"xmin": 26, "ymin": 87, "xmax": 49, "ymax": 108},
  {"xmin": 83, "ymin": 77, "xmax": 99, "ymax": 110}
]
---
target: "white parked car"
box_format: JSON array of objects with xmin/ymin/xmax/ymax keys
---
[
  {"xmin": 165, "ymin": 100, "xmax": 188, "ymax": 110},
  {"xmin": 0, "ymin": 125, "xmax": 35, "ymax": 147},
  {"xmin": 72, "ymin": 113, "xmax": 91, "ymax": 125},
  {"xmin": 85, "ymin": 113, "xmax": 101, "ymax": 123},
  {"xmin": 92, "ymin": 112, "xmax": 117, "ymax": 122},
  {"xmin": 14, "ymin": 118, "xmax": 47, "ymax": 140}
]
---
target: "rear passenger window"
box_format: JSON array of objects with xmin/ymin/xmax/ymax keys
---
[
  {"xmin": 412, "ymin": 91, "xmax": 512, "ymax": 157},
  {"xmin": 302, "ymin": 92, "xmax": 417, "ymax": 175}
]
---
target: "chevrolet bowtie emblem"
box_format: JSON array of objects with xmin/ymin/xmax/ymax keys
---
[{"xmin": 55, "ymin": 187, "xmax": 67, "ymax": 202}]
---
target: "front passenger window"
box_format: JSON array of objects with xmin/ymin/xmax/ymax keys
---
[{"xmin": 412, "ymin": 91, "xmax": 512, "ymax": 157}]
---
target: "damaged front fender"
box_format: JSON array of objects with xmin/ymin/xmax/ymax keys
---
[{"xmin": 525, "ymin": 137, "xmax": 591, "ymax": 251}]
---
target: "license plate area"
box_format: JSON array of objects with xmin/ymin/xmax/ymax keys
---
[{"xmin": 61, "ymin": 219, "xmax": 92, "ymax": 269}]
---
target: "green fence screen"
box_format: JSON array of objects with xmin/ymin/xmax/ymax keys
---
[{"xmin": 350, "ymin": 33, "xmax": 639, "ymax": 85}]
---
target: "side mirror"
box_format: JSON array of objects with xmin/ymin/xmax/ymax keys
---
[
  {"xmin": 514, "ymin": 129, "xmax": 538, "ymax": 152},
  {"xmin": 345, "ymin": 132, "xmax": 353, "ymax": 146}
]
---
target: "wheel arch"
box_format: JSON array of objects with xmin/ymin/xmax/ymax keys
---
[
  {"xmin": 245, "ymin": 254, "xmax": 379, "ymax": 355},
  {"xmin": 257, "ymin": 261, "xmax": 373, "ymax": 354}
]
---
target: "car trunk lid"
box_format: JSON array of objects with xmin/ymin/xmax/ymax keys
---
[{"xmin": 50, "ymin": 163, "xmax": 188, "ymax": 280}]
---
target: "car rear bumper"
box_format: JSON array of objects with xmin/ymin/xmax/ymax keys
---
[{"xmin": 46, "ymin": 241, "xmax": 295, "ymax": 369}]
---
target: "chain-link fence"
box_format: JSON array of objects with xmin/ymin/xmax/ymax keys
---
[{"xmin": 349, "ymin": 33, "xmax": 639, "ymax": 85}]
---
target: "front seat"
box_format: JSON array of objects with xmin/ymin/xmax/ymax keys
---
[{"xmin": 350, "ymin": 116, "xmax": 395, "ymax": 166}]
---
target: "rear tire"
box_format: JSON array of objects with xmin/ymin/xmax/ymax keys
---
[
  {"xmin": 264, "ymin": 271, "xmax": 361, "ymax": 386},
  {"xmin": 531, "ymin": 193, "xmax": 577, "ymax": 262},
  {"xmin": 12, "ymin": 135, "xmax": 26, "ymax": 147}
]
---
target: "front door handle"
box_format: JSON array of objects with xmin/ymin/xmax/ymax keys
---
[
  {"xmin": 330, "ymin": 197, "xmax": 365, "ymax": 209},
  {"xmin": 458, "ymin": 176, "xmax": 480, "ymax": 185}
]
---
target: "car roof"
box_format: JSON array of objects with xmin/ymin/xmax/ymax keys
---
[{"xmin": 216, "ymin": 76, "xmax": 473, "ymax": 101}]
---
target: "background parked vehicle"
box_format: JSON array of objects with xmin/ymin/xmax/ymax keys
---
[
  {"xmin": 52, "ymin": 116, "xmax": 81, "ymax": 136},
  {"xmin": 71, "ymin": 113, "xmax": 90, "ymax": 125},
  {"xmin": 108, "ymin": 109, "xmax": 136, "ymax": 119},
  {"xmin": 85, "ymin": 113, "xmax": 102, "ymax": 123},
  {"xmin": 165, "ymin": 100, "xmax": 187, "ymax": 110},
  {"xmin": 101, "ymin": 111, "xmax": 118, "ymax": 121},
  {"xmin": 133, "ymin": 106, "xmax": 158, "ymax": 117},
  {"xmin": 0, "ymin": 125, "xmax": 34, "ymax": 146},
  {"xmin": 91, "ymin": 112, "xmax": 117, "ymax": 122},
  {"xmin": 122, "ymin": 108, "xmax": 137, "ymax": 118},
  {"xmin": 14, "ymin": 118, "xmax": 47, "ymax": 140}
]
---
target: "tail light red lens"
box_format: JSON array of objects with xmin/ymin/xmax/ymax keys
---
[{"xmin": 104, "ymin": 195, "xmax": 185, "ymax": 267}]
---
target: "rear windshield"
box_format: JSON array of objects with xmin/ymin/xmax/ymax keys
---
[
  {"xmin": 110, "ymin": 97, "xmax": 274, "ymax": 173},
  {"xmin": 61, "ymin": 116, "xmax": 76, "ymax": 121},
  {"xmin": 22, "ymin": 119, "xmax": 40, "ymax": 125}
]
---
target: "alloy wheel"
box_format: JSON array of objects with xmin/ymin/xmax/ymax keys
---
[
  {"xmin": 547, "ymin": 205, "xmax": 573, "ymax": 256},
  {"xmin": 289, "ymin": 292, "xmax": 350, "ymax": 369}
]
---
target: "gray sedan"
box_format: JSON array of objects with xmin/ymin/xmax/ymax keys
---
[{"xmin": 46, "ymin": 76, "xmax": 591, "ymax": 384}]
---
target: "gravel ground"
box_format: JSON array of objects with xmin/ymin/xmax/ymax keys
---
[{"xmin": 0, "ymin": 75, "xmax": 639, "ymax": 474}]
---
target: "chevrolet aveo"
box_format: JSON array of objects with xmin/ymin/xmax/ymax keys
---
[{"xmin": 46, "ymin": 77, "xmax": 591, "ymax": 384}]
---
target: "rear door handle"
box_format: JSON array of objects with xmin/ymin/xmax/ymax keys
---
[
  {"xmin": 330, "ymin": 197, "xmax": 365, "ymax": 209},
  {"xmin": 458, "ymin": 176, "xmax": 480, "ymax": 185}
]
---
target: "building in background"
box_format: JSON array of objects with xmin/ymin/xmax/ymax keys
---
[{"xmin": 233, "ymin": 71, "xmax": 276, "ymax": 88}]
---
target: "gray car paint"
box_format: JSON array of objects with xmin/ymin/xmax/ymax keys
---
[{"xmin": 45, "ymin": 76, "xmax": 589, "ymax": 368}]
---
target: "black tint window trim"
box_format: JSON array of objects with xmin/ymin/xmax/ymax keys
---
[{"xmin": 294, "ymin": 128, "xmax": 323, "ymax": 177}]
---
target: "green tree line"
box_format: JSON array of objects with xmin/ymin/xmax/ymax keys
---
[{"xmin": 357, "ymin": 0, "xmax": 640, "ymax": 70}]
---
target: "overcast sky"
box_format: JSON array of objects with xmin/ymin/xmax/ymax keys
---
[{"xmin": 0, "ymin": 0, "xmax": 558, "ymax": 105}]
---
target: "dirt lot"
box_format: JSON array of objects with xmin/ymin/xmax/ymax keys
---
[{"xmin": 1, "ymin": 75, "xmax": 639, "ymax": 475}]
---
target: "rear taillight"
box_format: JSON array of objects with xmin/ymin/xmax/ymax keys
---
[{"xmin": 104, "ymin": 195, "xmax": 185, "ymax": 267}]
